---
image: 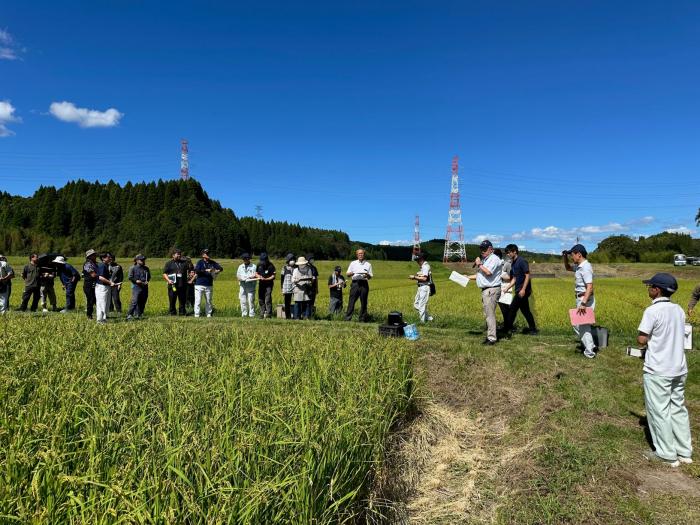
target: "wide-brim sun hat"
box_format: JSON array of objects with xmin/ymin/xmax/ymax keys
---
[
  {"xmin": 53, "ymin": 256, "xmax": 67, "ymax": 264},
  {"xmin": 85, "ymin": 249, "xmax": 97, "ymax": 258},
  {"xmin": 296, "ymin": 256, "xmax": 308, "ymax": 266}
]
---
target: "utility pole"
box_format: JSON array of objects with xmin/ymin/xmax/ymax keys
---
[
  {"xmin": 180, "ymin": 139, "xmax": 189, "ymax": 180},
  {"xmin": 443, "ymin": 155, "xmax": 467, "ymax": 262},
  {"xmin": 412, "ymin": 215, "xmax": 421, "ymax": 260}
]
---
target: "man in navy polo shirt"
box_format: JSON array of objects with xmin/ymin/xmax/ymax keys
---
[
  {"xmin": 194, "ymin": 249, "xmax": 223, "ymax": 318},
  {"xmin": 503, "ymin": 244, "xmax": 538, "ymax": 335}
]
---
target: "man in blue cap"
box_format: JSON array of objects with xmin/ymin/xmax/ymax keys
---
[
  {"xmin": 563, "ymin": 244, "xmax": 596, "ymax": 358},
  {"xmin": 637, "ymin": 273, "xmax": 692, "ymax": 467}
]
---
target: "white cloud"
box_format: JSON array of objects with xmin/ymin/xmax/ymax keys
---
[
  {"xmin": 0, "ymin": 29, "xmax": 24, "ymax": 60},
  {"xmin": 49, "ymin": 101, "xmax": 124, "ymax": 128},
  {"xmin": 378, "ymin": 240, "xmax": 413, "ymax": 246},
  {"xmin": 0, "ymin": 100, "xmax": 21, "ymax": 137},
  {"xmin": 472, "ymin": 234, "xmax": 504, "ymax": 244},
  {"xmin": 507, "ymin": 216, "xmax": 658, "ymax": 245},
  {"xmin": 665, "ymin": 226, "xmax": 696, "ymax": 236}
]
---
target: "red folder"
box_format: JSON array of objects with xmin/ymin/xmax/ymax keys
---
[{"xmin": 569, "ymin": 308, "xmax": 595, "ymax": 326}]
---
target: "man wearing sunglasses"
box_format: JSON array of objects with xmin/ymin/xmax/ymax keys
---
[{"xmin": 637, "ymin": 273, "xmax": 692, "ymax": 467}]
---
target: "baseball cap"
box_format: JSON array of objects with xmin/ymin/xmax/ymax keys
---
[
  {"xmin": 479, "ymin": 240, "xmax": 493, "ymax": 251},
  {"xmin": 414, "ymin": 251, "xmax": 426, "ymax": 260},
  {"xmin": 241, "ymin": 252, "xmax": 251, "ymax": 259},
  {"xmin": 334, "ymin": 265, "xmax": 342, "ymax": 271},
  {"xmin": 259, "ymin": 252, "xmax": 268, "ymax": 261},
  {"xmin": 201, "ymin": 248, "xmax": 210, "ymax": 255},
  {"xmin": 566, "ymin": 244, "xmax": 588, "ymax": 257},
  {"xmin": 642, "ymin": 273, "xmax": 678, "ymax": 294},
  {"xmin": 134, "ymin": 254, "xmax": 146, "ymax": 261}
]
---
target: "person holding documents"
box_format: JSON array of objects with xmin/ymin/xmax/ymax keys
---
[
  {"xmin": 503, "ymin": 244, "xmax": 538, "ymax": 335},
  {"xmin": 563, "ymin": 244, "xmax": 596, "ymax": 358},
  {"xmin": 637, "ymin": 273, "xmax": 692, "ymax": 467},
  {"xmin": 345, "ymin": 249, "xmax": 373, "ymax": 322},
  {"xmin": 236, "ymin": 253, "xmax": 257, "ymax": 318},
  {"xmin": 409, "ymin": 251, "xmax": 433, "ymax": 323},
  {"xmin": 468, "ymin": 240, "xmax": 502, "ymax": 345}
]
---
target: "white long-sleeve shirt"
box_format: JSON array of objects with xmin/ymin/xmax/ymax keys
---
[{"xmin": 237, "ymin": 263, "xmax": 257, "ymax": 291}]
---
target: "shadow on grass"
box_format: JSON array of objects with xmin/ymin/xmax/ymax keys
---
[{"xmin": 630, "ymin": 410, "xmax": 654, "ymax": 449}]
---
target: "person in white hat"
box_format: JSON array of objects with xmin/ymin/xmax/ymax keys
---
[
  {"xmin": 0, "ymin": 254, "xmax": 15, "ymax": 315},
  {"xmin": 292, "ymin": 256, "xmax": 315, "ymax": 320},
  {"xmin": 53, "ymin": 255, "xmax": 80, "ymax": 312}
]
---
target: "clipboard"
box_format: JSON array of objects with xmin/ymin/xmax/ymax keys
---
[{"xmin": 569, "ymin": 308, "xmax": 595, "ymax": 326}]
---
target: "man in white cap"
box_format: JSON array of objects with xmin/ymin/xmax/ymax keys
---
[
  {"xmin": 637, "ymin": 273, "xmax": 692, "ymax": 467},
  {"xmin": 0, "ymin": 254, "xmax": 14, "ymax": 314},
  {"xmin": 236, "ymin": 252, "xmax": 257, "ymax": 317},
  {"xmin": 53, "ymin": 255, "xmax": 80, "ymax": 312}
]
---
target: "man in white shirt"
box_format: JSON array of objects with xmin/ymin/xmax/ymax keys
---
[
  {"xmin": 637, "ymin": 272, "xmax": 692, "ymax": 467},
  {"xmin": 409, "ymin": 252, "xmax": 433, "ymax": 323},
  {"xmin": 344, "ymin": 249, "xmax": 373, "ymax": 322},
  {"xmin": 236, "ymin": 253, "xmax": 257, "ymax": 318},
  {"xmin": 468, "ymin": 240, "xmax": 502, "ymax": 344},
  {"xmin": 563, "ymin": 244, "xmax": 596, "ymax": 358},
  {"xmin": 0, "ymin": 255, "xmax": 15, "ymax": 314}
]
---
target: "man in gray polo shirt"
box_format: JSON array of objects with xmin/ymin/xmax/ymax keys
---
[
  {"xmin": 469, "ymin": 240, "xmax": 502, "ymax": 345},
  {"xmin": 563, "ymin": 244, "xmax": 596, "ymax": 358},
  {"xmin": 637, "ymin": 273, "xmax": 692, "ymax": 467}
]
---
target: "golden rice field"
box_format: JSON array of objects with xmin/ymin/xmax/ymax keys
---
[{"xmin": 1, "ymin": 257, "xmax": 698, "ymax": 523}]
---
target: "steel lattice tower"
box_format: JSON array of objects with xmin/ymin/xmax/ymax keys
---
[
  {"xmin": 412, "ymin": 215, "xmax": 421, "ymax": 260},
  {"xmin": 443, "ymin": 156, "xmax": 467, "ymax": 262},
  {"xmin": 180, "ymin": 139, "xmax": 189, "ymax": 180}
]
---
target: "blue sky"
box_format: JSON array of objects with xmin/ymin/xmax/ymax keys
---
[{"xmin": 1, "ymin": 1, "xmax": 698, "ymax": 253}]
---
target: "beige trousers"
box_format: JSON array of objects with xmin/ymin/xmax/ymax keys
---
[{"xmin": 481, "ymin": 287, "xmax": 501, "ymax": 342}]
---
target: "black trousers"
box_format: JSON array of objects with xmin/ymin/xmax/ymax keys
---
[
  {"xmin": 168, "ymin": 284, "xmax": 188, "ymax": 314},
  {"xmin": 83, "ymin": 282, "xmax": 96, "ymax": 318},
  {"xmin": 20, "ymin": 286, "xmax": 40, "ymax": 312},
  {"xmin": 127, "ymin": 286, "xmax": 148, "ymax": 317},
  {"xmin": 64, "ymin": 282, "xmax": 76, "ymax": 310},
  {"xmin": 505, "ymin": 293, "xmax": 537, "ymax": 332},
  {"xmin": 186, "ymin": 284, "xmax": 195, "ymax": 309},
  {"xmin": 110, "ymin": 286, "xmax": 122, "ymax": 312},
  {"xmin": 258, "ymin": 285, "xmax": 273, "ymax": 317},
  {"xmin": 283, "ymin": 293, "xmax": 293, "ymax": 319},
  {"xmin": 345, "ymin": 281, "xmax": 369, "ymax": 321}
]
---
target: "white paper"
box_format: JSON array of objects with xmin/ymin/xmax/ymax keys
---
[
  {"xmin": 498, "ymin": 293, "xmax": 513, "ymax": 305},
  {"xmin": 449, "ymin": 271, "xmax": 469, "ymax": 288},
  {"xmin": 685, "ymin": 323, "xmax": 693, "ymax": 351}
]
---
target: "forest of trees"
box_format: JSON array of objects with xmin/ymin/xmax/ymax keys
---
[
  {"xmin": 0, "ymin": 179, "xmax": 352, "ymax": 259},
  {"xmin": 1, "ymin": 180, "xmax": 697, "ymax": 262},
  {"xmin": 590, "ymin": 232, "xmax": 700, "ymax": 263}
]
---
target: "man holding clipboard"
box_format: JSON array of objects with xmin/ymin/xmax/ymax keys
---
[{"xmin": 563, "ymin": 244, "xmax": 597, "ymax": 359}]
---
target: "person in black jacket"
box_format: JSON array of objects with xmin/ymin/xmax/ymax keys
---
[
  {"xmin": 126, "ymin": 254, "xmax": 151, "ymax": 320},
  {"xmin": 162, "ymin": 249, "xmax": 189, "ymax": 315},
  {"xmin": 108, "ymin": 254, "xmax": 124, "ymax": 314},
  {"xmin": 83, "ymin": 249, "xmax": 99, "ymax": 319}
]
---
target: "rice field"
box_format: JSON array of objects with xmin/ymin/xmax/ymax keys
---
[{"xmin": 1, "ymin": 257, "xmax": 697, "ymax": 523}]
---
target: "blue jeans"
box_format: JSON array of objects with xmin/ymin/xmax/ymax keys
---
[
  {"xmin": 294, "ymin": 301, "xmax": 311, "ymax": 320},
  {"xmin": 64, "ymin": 282, "xmax": 76, "ymax": 310}
]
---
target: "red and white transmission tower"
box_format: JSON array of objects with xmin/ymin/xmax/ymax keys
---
[
  {"xmin": 412, "ymin": 215, "xmax": 421, "ymax": 259},
  {"xmin": 443, "ymin": 156, "xmax": 467, "ymax": 262},
  {"xmin": 180, "ymin": 139, "xmax": 189, "ymax": 180}
]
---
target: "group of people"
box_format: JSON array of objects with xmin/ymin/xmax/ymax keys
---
[
  {"xmin": 466, "ymin": 238, "xmax": 694, "ymax": 468},
  {"xmin": 0, "ymin": 248, "xmax": 375, "ymax": 323}
]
